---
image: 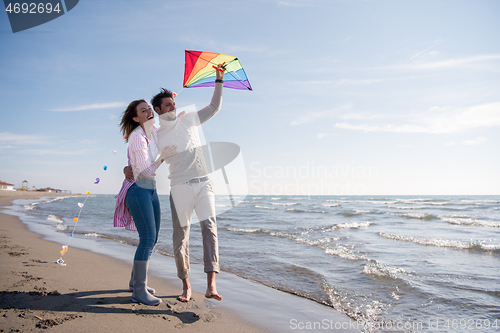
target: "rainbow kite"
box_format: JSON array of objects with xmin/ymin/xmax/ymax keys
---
[{"xmin": 183, "ymin": 50, "xmax": 252, "ymax": 91}]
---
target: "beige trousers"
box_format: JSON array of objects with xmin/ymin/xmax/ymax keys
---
[{"xmin": 170, "ymin": 179, "xmax": 219, "ymax": 280}]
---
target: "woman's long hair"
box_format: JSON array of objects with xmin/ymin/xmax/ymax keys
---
[{"xmin": 120, "ymin": 99, "xmax": 146, "ymax": 142}]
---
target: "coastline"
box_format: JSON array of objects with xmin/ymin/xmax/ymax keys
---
[
  {"xmin": 0, "ymin": 190, "xmax": 267, "ymax": 332},
  {"xmin": 0, "ymin": 190, "xmax": 358, "ymax": 332}
]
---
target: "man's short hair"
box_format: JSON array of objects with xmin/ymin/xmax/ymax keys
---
[{"xmin": 151, "ymin": 88, "xmax": 174, "ymax": 111}]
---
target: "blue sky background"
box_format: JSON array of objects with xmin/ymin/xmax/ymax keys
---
[{"xmin": 1, "ymin": 0, "xmax": 499, "ymax": 195}]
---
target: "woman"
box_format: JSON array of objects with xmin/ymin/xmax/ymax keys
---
[{"xmin": 114, "ymin": 99, "xmax": 176, "ymax": 306}]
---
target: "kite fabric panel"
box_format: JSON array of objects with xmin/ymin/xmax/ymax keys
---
[{"xmin": 183, "ymin": 50, "xmax": 252, "ymax": 91}]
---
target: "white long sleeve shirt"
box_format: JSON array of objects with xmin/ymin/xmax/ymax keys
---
[{"xmin": 157, "ymin": 82, "xmax": 223, "ymax": 185}]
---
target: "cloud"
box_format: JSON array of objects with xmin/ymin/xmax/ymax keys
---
[
  {"xmin": 291, "ymin": 104, "xmax": 353, "ymax": 126},
  {"xmin": 335, "ymin": 102, "xmax": 500, "ymax": 134},
  {"xmin": 289, "ymin": 79, "xmax": 381, "ymax": 87},
  {"xmin": 22, "ymin": 149, "xmax": 97, "ymax": 156},
  {"xmin": 443, "ymin": 141, "xmax": 456, "ymax": 147},
  {"xmin": 391, "ymin": 55, "xmax": 500, "ymax": 71},
  {"xmin": 462, "ymin": 137, "xmax": 487, "ymax": 146},
  {"xmin": 0, "ymin": 132, "xmax": 51, "ymax": 145},
  {"xmin": 50, "ymin": 102, "xmax": 127, "ymax": 112},
  {"xmin": 408, "ymin": 40, "xmax": 447, "ymax": 60}
]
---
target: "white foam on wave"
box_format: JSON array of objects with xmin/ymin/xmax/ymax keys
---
[
  {"xmin": 271, "ymin": 202, "xmax": 300, "ymax": 206},
  {"xmin": 353, "ymin": 209, "xmax": 374, "ymax": 214},
  {"xmin": 85, "ymin": 232, "xmax": 101, "ymax": 237},
  {"xmin": 442, "ymin": 217, "xmax": 500, "ymax": 228},
  {"xmin": 363, "ymin": 261, "xmax": 409, "ymax": 279},
  {"xmin": 25, "ymin": 196, "xmax": 70, "ymax": 210},
  {"xmin": 391, "ymin": 212, "xmax": 437, "ymax": 220},
  {"xmin": 395, "ymin": 198, "xmax": 433, "ymax": 203},
  {"xmin": 379, "ymin": 232, "xmax": 500, "ymax": 252},
  {"xmin": 380, "ymin": 232, "xmax": 472, "ymax": 249},
  {"xmin": 55, "ymin": 224, "xmax": 68, "ymax": 230},
  {"xmin": 226, "ymin": 227, "xmax": 267, "ymax": 234},
  {"xmin": 388, "ymin": 205, "xmax": 426, "ymax": 210},
  {"xmin": 334, "ymin": 221, "xmax": 372, "ymax": 229},
  {"xmin": 279, "ymin": 233, "xmax": 341, "ymax": 247},
  {"xmin": 321, "ymin": 203, "xmax": 340, "ymax": 208},
  {"xmin": 324, "ymin": 245, "xmax": 366, "ymax": 261},
  {"xmin": 286, "ymin": 208, "xmax": 305, "ymax": 213},
  {"xmin": 254, "ymin": 205, "xmax": 277, "ymax": 210},
  {"xmin": 461, "ymin": 199, "xmax": 500, "ymax": 204},
  {"xmin": 47, "ymin": 214, "xmax": 63, "ymax": 224}
]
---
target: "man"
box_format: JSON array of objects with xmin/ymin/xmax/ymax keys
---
[{"xmin": 125, "ymin": 64, "xmax": 225, "ymax": 302}]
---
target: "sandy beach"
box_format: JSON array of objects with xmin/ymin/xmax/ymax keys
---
[{"xmin": 0, "ymin": 190, "xmax": 266, "ymax": 333}]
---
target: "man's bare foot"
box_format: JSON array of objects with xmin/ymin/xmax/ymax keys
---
[
  {"xmin": 177, "ymin": 277, "xmax": 191, "ymax": 302},
  {"xmin": 205, "ymin": 271, "xmax": 221, "ymax": 301},
  {"xmin": 205, "ymin": 292, "xmax": 222, "ymax": 301}
]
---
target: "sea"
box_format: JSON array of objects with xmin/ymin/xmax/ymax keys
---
[{"xmin": 6, "ymin": 194, "xmax": 500, "ymax": 332}]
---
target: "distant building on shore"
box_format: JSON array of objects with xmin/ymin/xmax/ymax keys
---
[
  {"xmin": 0, "ymin": 181, "xmax": 15, "ymax": 191},
  {"xmin": 37, "ymin": 187, "xmax": 63, "ymax": 193}
]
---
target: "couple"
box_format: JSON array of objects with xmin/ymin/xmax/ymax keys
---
[{"xmin": 114, "ymin": 64, "xmax": 225, "ymax": 306}]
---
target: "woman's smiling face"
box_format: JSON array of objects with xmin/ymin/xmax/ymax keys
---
[{"xmin": 133, "ymin": 102, "xmax": 154, "ymax": 125}]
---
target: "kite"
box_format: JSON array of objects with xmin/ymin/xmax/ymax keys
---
[
  {"xmin": 103, "ymin": 166, "xmax": 107, "ymax": 171},
  {"xmin": 55, "ymin": 191, "xmax": 91, "ymax": 266},
  {"xmin": 183, "ymin": 50, "xmax": 252, "ymax": 91},
  {"xmin": 94, "ymin": 178, "xmax": 100, "ymax": 184}
]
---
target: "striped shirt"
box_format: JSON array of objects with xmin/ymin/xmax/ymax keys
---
[{"xmin": 113, "ymin": 126, "xmax": 158, "ymax": 231}]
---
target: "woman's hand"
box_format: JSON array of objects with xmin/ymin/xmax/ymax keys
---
[
  {"xmin": 160, "ymin": 145, "xmax": 177, "ymax": 161},
  {"xmin": 123, "ymin": 165, "xmax": 134, "ymax": 181},
  {"xmin": 155, "ymin": 145, "xmax": 177, "ymax": 168}
]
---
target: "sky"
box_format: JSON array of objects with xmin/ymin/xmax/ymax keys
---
[{"xmin": 1, "ymin": 0, "xmax": 499, "ymax": 196}]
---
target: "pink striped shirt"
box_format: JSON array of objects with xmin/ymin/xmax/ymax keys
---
[{"xmin": 114, "ymin": 126, "xmax": 158, "ymax": 231}]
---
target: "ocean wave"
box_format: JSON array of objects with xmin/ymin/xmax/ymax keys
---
[
  {"xmin": 324, "ymin": 245, "xmax": 366, "ymax": 261},
  {"xmin": 286, "ymin": 208, "xmax": 305, "ymax": 213},
  {"xmin": 55, "ymin": 224, "xmax": 68, "ymax": 231},
  {"xmin": 395, "ymin": 198, "xmax": 434, "ymax": 203},
  {"xmin": 442, "ymin": 217, "xmax": 500, "ymax": 228},
  {"xmin": 391, "ymin": 212, "xmax": 438, "ymax": 220},
  {"xmin": 217, "ymin": 216, "xmax": 240, "ymax": 221},
  {"xmin": 85, "ymin": 232, "xmax": 101, "ymax": 237},
  {"xmin": 388, "ymin": 205, "xmax": 426, "ymax": 210},
  {"xmin": 379, "ymin": 232, "xmax": 500, "ymax": 252},
  {"xmin": 24, "ymin": 196, "xmax": 71, "ymax": 210},
  {"xmin": 254, "ymin": 205, "xmax": 277, "ymax": 210},
  {"xmin": 271, "ymin": 202, "xmax": 300, "ymax": 206},
  {"xmin": 276, "ymin": 233, "xmax": 340, "ymax": 247},
  {"xmin": 461, "ymin": 199, "xmax": 500, "ymax": 204},
  {"xmin": 340, "ymin": 210, "xmax": 373, "ymax": 217},
  {"xmin": 355, "ymin": 200, "xmax": 396, "ymax": 205},
  {"xmin": 226, "ymin": 227, "xmax": 269, "ymax": 234},
  {"xmin": 353, "ymin": 209, "xmax": 374, "ymax": 214},
  {"xmin": 321, "ymin": 203, "xmax": 340, "ymax": 208},
  {"xmin": 380, "ymin": 233, "xmax": 471, "ymax": 249},
  {"xmin": 47, "ymin": 214, "xmax": 64, "ymax": 224},
  {"xmin": 363, "ymin": 262, "xmax": 409, "ymax": 279},
  {"xmin": 333, "ymin": 222, "xmax": 372, "ymax": 229}
]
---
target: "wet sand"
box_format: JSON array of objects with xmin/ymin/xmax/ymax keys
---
[{"xmin": 0, "ymin": 190, "xmax": 266, "ymax": 332}]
